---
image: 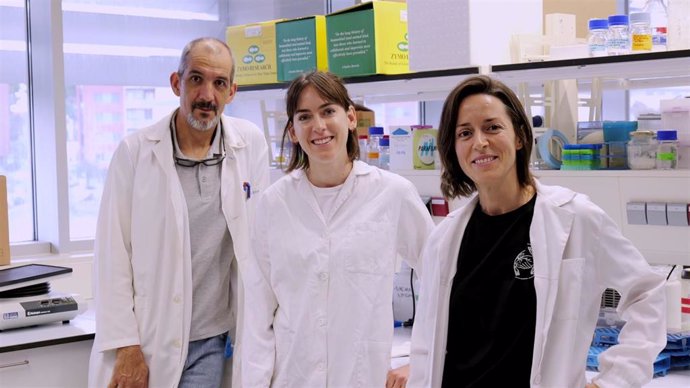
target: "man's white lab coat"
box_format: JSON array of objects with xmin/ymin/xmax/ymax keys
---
[{"xmin": 88, "ymin": 112, "xmax": 269, "ymax": 388}]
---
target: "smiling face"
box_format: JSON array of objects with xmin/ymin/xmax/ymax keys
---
[
  {"xmin": 170, "ymin": 40, "xmax": 236, "ymax": 132},
  {"xmin": 288, "ymin": 85, "xmax": 356, "ymax": 170},
  {"xmin": 454, "ymin": 93, "xmax": 523, "ymax": 191}
]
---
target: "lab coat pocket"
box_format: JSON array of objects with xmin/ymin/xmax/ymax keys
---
[
  {"xmin": 354, "ymin": 340, "xmax": 390, "ymax": 388},
  {"xmin": 343, "ymin": 221, "xmax": 393, "ymax": 275},
  {"xmin": 553, "ymin": 258, "xmax": 585, "ymax": 320}
]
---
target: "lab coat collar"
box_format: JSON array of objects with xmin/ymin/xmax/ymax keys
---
[{"xmin": 287, "ymin": 159, "xmax": 374, "ymax": 181}]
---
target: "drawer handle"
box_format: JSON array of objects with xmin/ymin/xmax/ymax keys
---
[{"xmin": 0, "ymin": 360, "xmax": 29, "ymax": 369}]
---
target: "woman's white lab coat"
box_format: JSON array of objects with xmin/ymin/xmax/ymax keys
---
[
  {"xmin": 241, "ymin": 161, "xmax": 435, "ymax": 388},
  {"xmin": 408, "ymin": 181, "xmax": 666, "ymax": 388},
  {"xmin": 88, "ymin": 112, "xmax": 269, "ymax": 388}
]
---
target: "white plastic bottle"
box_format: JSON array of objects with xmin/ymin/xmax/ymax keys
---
[
  {"xmin": 681, "ymin": 266, "xmax": 690, "ymax": 331},
  {"xmin": 588, "ymin": 18, "xmax": 609, "ymax": 57},
  {"xmin": 644, "ymin": 0, "xmax": 669, "ymax": 51}
]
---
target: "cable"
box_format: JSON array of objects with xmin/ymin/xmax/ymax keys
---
[
  {"xmin": 666, "ymin": 265, "xmax": 677, "ymax": 281},
  {"xmin": 402, "ymin": 268, "xmax": 416, "ymax": 327}
]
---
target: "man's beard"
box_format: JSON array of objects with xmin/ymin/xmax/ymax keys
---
[{"xmin": 186, "ymin": 111, "xmax": 220, "ymax": 132}]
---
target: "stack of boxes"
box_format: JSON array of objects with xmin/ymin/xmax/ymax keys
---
[{"xmin": 226, "ymin": 1, "xmax": 409, "ymax": 86}]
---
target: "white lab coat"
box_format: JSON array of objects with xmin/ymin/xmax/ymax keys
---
[
  {"xmin": 408, "ymin": 181, "xmax": 667, "ymax": 388},
  {"xmin": 88, "ymin": 112, "xmax": 269, "ymax": 388},
  {"xmin": 241, "ymin": 161, "xmax": 435, "ymax": 388}
]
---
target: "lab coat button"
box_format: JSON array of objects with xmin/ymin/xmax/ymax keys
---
[
  {"xmin": 318, "ymin": 318, "xmax": 327, "ymax": 327},
  {"xmin": 319, "ymin": 272, "xmax": 328, "ymax": 281},
  {"xmin": 173, "ymin": 339, "xmax": 182, "ymax": 348},
  {"xmin": 173, "ymin": 295, "xmax": 181, "ymax": 304},
  {"xmin": 317, "ymin": 363, "xmax": 326, "ymax": 371}
]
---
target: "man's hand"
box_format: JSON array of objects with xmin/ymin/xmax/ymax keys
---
[
  {"xmin": 107, "ymin": 345, "xmax": 149, "ymax": 388},
  {"xmin": 585, "ymin": 383, "xmax": 600, "ymax": 388},
  {"xmin": 386, "ymin": 364, "xmax": 409, "ymax": 388}
]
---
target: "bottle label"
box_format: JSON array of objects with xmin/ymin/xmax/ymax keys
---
[
  {"xmin": 589, "ymin": 44, "xmax": 607, "ymax": 57},
  {"xmin": 657, "ymin": 152, "xmax": 676, "ymax": 161},
  {"xmin": 632, "ymin": 34, "xmax": 652, "ymax": 51},
  {"xmin": 367, "ymin": 152, "xmax": 380, "ymax": 159}
]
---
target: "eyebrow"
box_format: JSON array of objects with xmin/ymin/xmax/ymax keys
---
[
  {"xmin": 456, "ymin": 117, "xmax": 500, "ymax": 127},
  {"xmin": 187, "ymin": 69, "xmax": 229, "ymax": 82},
  {"xmin": 295, "ymin": 102, "xmax": 335, "ymax": 114}
]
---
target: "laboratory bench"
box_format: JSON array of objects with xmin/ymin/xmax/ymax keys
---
[
  {"xmin": 0, "ymin": 304, "xmax": 94, "ymax": 387},
  {"xmin": 391, "ymin": 327, "xmax": 690, "ymax": 387}
]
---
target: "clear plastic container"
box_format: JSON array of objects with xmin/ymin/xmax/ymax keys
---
[
  {"xmin": 656, "ymin": 129, "xmax": 678, "ymax": 169},
  {"xmin": 607, "ymin": 14, "xmax": 630, "ymax": 55},
  {"xmin": 588, "ymin": 18, "xmax": 609, "ymax": 57},
  {"xmin": 367, "ymin": 126, "xmax": 384, "ymax": 167},
  {"xmin": 644, "ymin": 0, "xmax": 668, "ymax": 51},
  {"xmin": 379, "ymin": 136, "xmax": 390, "ymax": 170},
  {"xmin": 627, "ymin": 131, "xmax": 657, "ymax": 169},
  {"xmin": 630, "ymin": 12, "xmax": 652, "ymax": 52}
]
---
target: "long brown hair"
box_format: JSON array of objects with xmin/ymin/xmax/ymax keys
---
[
  {"xmin": 280, "ymin": 71, "xmax": 359, "ymax": 172},
  {"xmin": 437, "ymin": 75, "xmax": 534, "ymax": 198}
]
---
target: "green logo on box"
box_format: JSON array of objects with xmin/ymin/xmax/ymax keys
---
[
  {"xmin": 248, "ymin": 45, "xmax": 260, "ymax": 54},
  {"xmin": 242, "ymin": 55, "xmax": 253, "ymax": 64}
]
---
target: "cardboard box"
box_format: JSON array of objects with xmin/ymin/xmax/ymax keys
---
[
  {"xmin": 226, "ymin": 19, "xmax": 284, "ymax": 85},
  {"xmin": 412, "ymin": 128, "xmax": 438, "ymax": 170},
  {"xmin": 356, "ymin": 110, "xmax": 375, "ymax": 138},
  {"xmin": 276, "ymin": 16, "xmax": 328, "ymax": 82},
  {"xmin": 407, "ymin": 0, "xmax": 542, "ymax": 70},
  {"xmin": 0, "ymin": 176, "xmax": 9, "ymax": 266},
  {"xmin": 326, "ymin": 0, "xmax": 409, "ymax": 77}
]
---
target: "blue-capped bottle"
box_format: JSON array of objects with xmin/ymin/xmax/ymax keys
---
[
  {"xmin": 588, "ymin": 18, "xmax": 609, "ymax": 57},
  {"xmin": 607, "ymin": 14, "xmax": 630, "ymax": 55},
  {"xmin": 367, "ymin": 126, "xmax": 384, "ymax": 168}
]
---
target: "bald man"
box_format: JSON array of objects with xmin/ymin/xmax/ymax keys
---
[{"xmin": 89, "ymin": 37, "xmax": 269, "ymax": 388}]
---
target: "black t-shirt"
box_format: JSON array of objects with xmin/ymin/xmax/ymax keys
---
[{"xmin": 441, "ymin": 194, "xmax": 537, "ymax": 388}]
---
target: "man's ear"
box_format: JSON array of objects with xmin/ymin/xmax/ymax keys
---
[{"xmin": 170, "ymin": 72, "xmax": 181, "ymax": 97}]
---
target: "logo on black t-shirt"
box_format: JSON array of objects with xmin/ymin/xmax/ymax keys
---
[{"xmin": 513, "ymin": 243, "xmax": 534, "ymax": 280}]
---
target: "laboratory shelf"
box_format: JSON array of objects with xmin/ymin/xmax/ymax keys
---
[
  {"xmin": 490, "ymin": 49, "xmax": 690, "ymax": 87},
  {"xmin": 234, "ymin": 66, "xmax": 481, "ymax": 102}
]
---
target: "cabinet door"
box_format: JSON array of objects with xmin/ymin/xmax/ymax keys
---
[{"xmin": 0, "ymin": 340, "xmax": 93, "ymax": 387}]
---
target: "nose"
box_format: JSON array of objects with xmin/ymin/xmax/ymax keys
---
[
  {"xmin": 472, "ymin": 130, "xmax": 488, "ymax": 150},
  {"xmin": 198, "ymin": 81, "xmax": 215, "ymax": 101},
  {"xmin": 313, "ymin": 115, "xmax": 327, "ymax": 132}
]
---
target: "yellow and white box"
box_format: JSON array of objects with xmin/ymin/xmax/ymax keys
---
[
  {"xmin": 226, "ymin": 19, "xmax": 284, "ymax": 85},
  {"xmin": 412, "ymin": 128, "xmax": 438, "ymax": 170}
]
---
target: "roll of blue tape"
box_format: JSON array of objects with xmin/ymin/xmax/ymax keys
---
[{"xmin": 537, "ymin": 129, "xmax": 569, "ymax": 169}]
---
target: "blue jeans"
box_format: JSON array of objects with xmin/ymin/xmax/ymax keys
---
[{"xmin": 178, "ymin": 333, "xmax": 227, "ymax": 388}]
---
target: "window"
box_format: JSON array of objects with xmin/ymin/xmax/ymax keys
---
[
  {"xmin": 0, "ymin": 1, "xmax": 33, "ymax": 243},
  {"xmin": 61, "ymin": 0, "xmax": 226, "ymax": 240}
]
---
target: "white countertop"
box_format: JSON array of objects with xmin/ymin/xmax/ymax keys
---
[
  {"xmin": 391, "ymin": 327, "xmax": 690, "ymax": 387},
  {"xmin": 0, "ymin": 302, "xmax": 95, "ymax": 353}
]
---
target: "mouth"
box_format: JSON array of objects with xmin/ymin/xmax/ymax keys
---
[
  {"xmin": 472, "ymin": 155, "xmax": 497, "ymax": 165},
  {"xmin": 311, "ymin": 136, "xmax": 334, "ymax": 145},
  {"xmin": 192, "ymin": 102, "xmax": 218, "ymax": 113}
]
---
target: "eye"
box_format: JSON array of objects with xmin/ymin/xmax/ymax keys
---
[
  {"xmin": 190, "ymin": 75, "xmax": 202, "ymax": 83},
  {"xmin": 323, "ymin": 107, "xmax": 336, "ymax": 116},
  {"xmin": 486, "ymin": 124, "xmax": 503, "ymax": 132},
  {"xmin": 296, "ymin": 113, "xmax": 311, "ymax": 122},
  {"xmin": 456, "ymin": 129, "xmax": 472, "ymax": 139},
  {"xmin": 215, "ymin": 79, "xmax": 228, "ymax": 88}
]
